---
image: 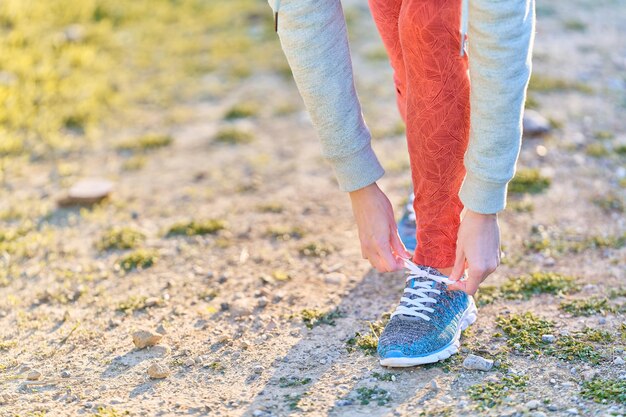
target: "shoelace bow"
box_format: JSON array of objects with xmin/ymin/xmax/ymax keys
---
[{"xmin": 391, "ymin": 259, "xmax": 454, "ymax": 321}]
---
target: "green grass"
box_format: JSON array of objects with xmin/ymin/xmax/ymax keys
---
[
  {"xmin": 346, "ymin": 313, "xmax": 390, "ymax": 355},
  {"xmin": 495, "ymin": 312, "xmax": 604, "ymax": 363},
  {"xmin": 467, "ymin": 374, "xmax": 528, "ymax": 410},
  {"xmin": 0, "ymin": 0, "xmax": 279, "ymax": 158},
  {"xmin": 371, "ymin": 372, "xmax": 395, "ymax": 382},
  {"xmin": 508, "ymin": 168, "xmax": 551, "ymax": 194},
  {"xmin": 213, "ymin": 127, "xmax": 254, "ymax": 144},
  {"xmin": 594, "ymin": 193, "xmax": 625, "ymax": 213},
  {"xmin": 356, "ymin": 386, "xmax": 391, "ymax": 406},
  {"xmin": 298, "ymin": 308, "xmax": 343, "ymax": 329},
  {"xmin": 0, "ymin": 340, "xmax": 17, "ymax": 351},
  {"xmin": 500, "ymin": 272, "xmax": 578, "ymax": 299},
  {"xmin": 116, "ymin": 295, "xmax": 149, "ymax": 314},
  {"xmin": 560, "ymin": 297, "xmax": 624, "ymax": 316},
  {"xmin": 496, "ymin": 312, "xmax": 554, "ymax": 353},
  {"xmin": 477, "ymin": 272, "xmax": 578, "ymax": 305},
  {"xmin": 563, "ymin": 20, "xmax": 586, "ymax": 32},
  {"xmin": 278, "ymin": 376, "xmax": 312, "ymax": 388},
  {"xmin": 93, "ymin": 407, "xmax": 130, "ymax": 417},
  {"xmin": 528, "ymin": 74, "xmax": 593, "ymax": 94},
  {"xmin": 585, "ymin": 143, "xmax": 609, "ymax": 157},
  {"xmin": 117, "ymin": 249, "xmax": 158, "ymax": 271},
  {"xmin": 116, "ymin": 134, "xmax": 173, "ymax": 152},
  {"xmin": 264, "ymin": 225, "xmax": 306, "ymax": 241},
  {"xmin": 299, "ymin": 242, "xmax": 334, "ymax": 258},
  {"xmin": 96, "ymin": 227, "xmax": 145, "ymax": 251},
  {"xmin": 581, "ymin": 378, "xmax": 626, "ymax": 404},
  {"xmin": 224, "ymin": 101, "xmax": 259, "ymax": 120},
  {"xmin": 166, "ymin": 219, "xmax": 226, "ymax": 237}
]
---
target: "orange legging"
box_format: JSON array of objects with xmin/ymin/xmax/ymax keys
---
[{"xmin": 368, "ymin": 0, "xmax": 470, "ymax": 269}]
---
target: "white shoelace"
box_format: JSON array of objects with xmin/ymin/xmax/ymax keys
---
[{"xmin": 391, "ymin": 259, "xmax": 454, "ymax": 321}]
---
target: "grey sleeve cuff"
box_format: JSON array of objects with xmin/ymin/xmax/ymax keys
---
[
  {"xmin": 459, "ymin": 171, "xmax": 508, "ymax": 214},
  {"xmin": 327, "ymin": 143, "xmax": 385, "ymax": 192}
]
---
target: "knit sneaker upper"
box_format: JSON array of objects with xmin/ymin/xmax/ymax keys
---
[{"xmin": 377, "ymin": 260, "xmax": 470, "ymax": 359}]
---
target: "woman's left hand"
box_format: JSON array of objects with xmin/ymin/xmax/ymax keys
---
[{"xmin": 447, "ymin": 210, "xmax": 501, "ymax": 295}]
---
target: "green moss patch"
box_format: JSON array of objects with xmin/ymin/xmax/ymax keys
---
[
  {"xmin": 278, "ymin": 376, "xmax": 312, "ymax": 388},
  {"xmin": 224, "ymin": 102, "xmax": 259, "ymax": 120},
  {"xmin": 116, "ymin": 134, "xmax": 173, "ymax": 152},
  {"xmin": 96, "ymin": 227, "xmax": 145, "ymax": 251},
  {"xmin": 560, "ymin": 297, "xmax": 624, "ymax": 316},
  {"xmin": 298, "ymin": 308, "xmax": 343, "ymax": 329},
  {"xmin": 496, "ymin": 312, "xmax": 604, "ymax": 363},
  {"xmin": 166, "ymin": 219, "xmax": 226, "ymax": 237},
  {"xmin": 214, "ymin": 127, "xmax": 254, "ymax": 144},
  {"xmin": 117, "ymin": 249, "xmax": 158, "ymax": 271},
  {"xmin": 467, "ymin": 374, "xmax": 528, "ymax": 410},
  {"xmin": 477, "ymin": 272, "xmax": 578, "ymax": 305},
  {"xmin": 356, "ymin": 386, "xmax": 391, "ymax": 406},
  {"xmin": 264, "ymin": 225, "xmax": 306, "ymax": 241},
  {"xmin": 581, "ymin": 378, "xmax": 626, "ymax": 404},
  {"xmin": 508, "ymin": 168, "xmax": 551, "ymax": 194},
  {"xmin": 346, "ymin": 313, "xmax": 390, "ymax": 355},
  {"xmin": 298, "ymin": 242, "xmax": 334, "ymax": 258},
  {"xmin": 528, "ymin": 74, "xmax": 593, "ymax": 93}
]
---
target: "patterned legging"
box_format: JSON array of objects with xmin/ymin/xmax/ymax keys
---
[{"xmin": 368, "ymin": 0, "xmax": 470, "ymax": 268}]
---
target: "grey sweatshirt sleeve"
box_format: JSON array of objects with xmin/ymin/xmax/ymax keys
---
[
  {"xmin": 458, "ymin": 0, "xmax": 536, "ymax": 214},
  {"xmin": 266, "ymin": 0, "xmax": 385, "ymax": 192}
]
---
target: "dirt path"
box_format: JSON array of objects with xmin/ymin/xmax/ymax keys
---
[{"xmin": 1, "ymin": 1, "xmax": 625, "ymax": 416}]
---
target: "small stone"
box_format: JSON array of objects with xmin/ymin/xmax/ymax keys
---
[
  {"xmin": 547, "ymin": 404, "xmax": 558, "ymax": 411},
  {"xmin": 582, "ymin": 369, "xmax": 598, "ymax": 381},
  {"xmin": 132, "ymin": 329, "xmax": 163, "ymax": 349},
  {"xmin": 58, "ymin": 178, "xmax": 114, "ymax": 207},
  {"xmin": 252, "ymin": 411, "xmax": 265, "ymax": 417},
  {"xmin": 324, "ymin": 272, "xmax": 345, "ymax": 285},
  {"xmin": 229, "ymin": 300, "xmax": 253, "ymax": 317},
  {"xmin": 429, "ymin": 379, "xmax": 439, "ymax": 391},
  {"xmin": 155, "ymin": 323, "xmax": 167, "ymax": 335},
  {"xmin": 526, "ymin": 399, "xmax": 540, "ymax": 410},
  {"xmin": 150, "ymin": 344, "xmax": 172, "ymax": 357},
  {"xmin": 531, "ymin": 412, "xmax": 547, "ymax": 417},
  {"xmin": 147, "ymin": 362, "xmax": 170, "ymax": 379},
  {"xmin": 144, "ymin": 297, "xmax": 161, "ymax": 307},
  {"xmin": 60, "ymin": 370, "xmax": 71, "ymax": 378},
  {"xmin": 542, "ymin": 334, "xmax": 556, "ymax": 344},
  {"xmin": 614, "ymin": 356, "xmax": 625, "ymax": 365},
  {"xmin": 523, "ymin": 109, "xmax": 551, "ymax": 137},
  {"xmin": 184, "ymin": 358, "xmax": 195, "ymax": 367},
  {"xmin": 26, "ymin": 370, "xmax": 42, "ymax": 381},
  {"xmin": 566, "ymin": 408, "xmax": 578, "ymax": 415},
  {"xmin": 462, "ymin": 354, "xmax": 494, "ymax": 371},
  {"xmin": 257, "ymin": 296, "xmax": 268, "ymax": 308},
  {"xmin": 253, "ymin": 365, "xmax": 264, "ymax": 374}
]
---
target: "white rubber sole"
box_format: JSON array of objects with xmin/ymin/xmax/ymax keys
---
[{"xmin": 379, "ymin": 297, "xmax": 478, "ymax": 367}]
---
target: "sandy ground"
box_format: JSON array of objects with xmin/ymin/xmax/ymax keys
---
[{"xmin": 1, "ymin": 0, "xmax": 625, "ymax": 416}]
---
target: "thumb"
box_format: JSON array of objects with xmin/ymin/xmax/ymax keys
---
[
  {"xmin": 390, "ymin": 228, "xmax": 412, "ymax": 259},
  {"xmin": 448, "ymin": 245, "xmax": 466, "ymax": 282}
]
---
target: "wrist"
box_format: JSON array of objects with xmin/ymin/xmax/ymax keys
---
[
  {"xmin": 466, "ymin": 209, "xmax": 497, "ymax": 219},
  {"xmin": 349, "ymin": 182, "xmax": 379, "ymax": 200}
]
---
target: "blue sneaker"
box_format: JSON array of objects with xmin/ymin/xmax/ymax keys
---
[
  {"xmin": 397, "ymin": 192, "xmax": 417, "ymax": 252},
  {"xmin": 378, "ymin": 260, "xmax": 477, "ymax": 367}
]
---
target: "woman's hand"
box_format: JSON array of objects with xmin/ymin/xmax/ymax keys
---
[
  {"xmin": 349, "ymin": 183, "xmax": 411, "ymax": 272},
  {"xmin": 447, "ymin": 210, "xmax": 501, "ymax": 295}
]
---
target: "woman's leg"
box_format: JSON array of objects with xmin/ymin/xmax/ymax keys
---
[{"xmin": 398, "ymin": 0, "xmax": 470, "ymax": 269}]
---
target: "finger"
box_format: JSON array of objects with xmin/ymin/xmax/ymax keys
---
[
  {"xmin": 375, "ymin": 242, "xmax": 397, "ymax": 272},
  {"xmin": 447, "ymin": 279, "xmax": 466, "ymax": 292},
  {"xmin": 448, "ymin": 246, "xmax": 466, "ymax": 282},
  {"xmin": 365, "ymin": 250, "xmax": 389, "ymax": 273},
  {"xmin": 390, "ymin": 229, "xmax": 412, "ymax": 259},
  {"xmin": 462, "ymin": 267, "xmax": 483, "ymax": 295}
]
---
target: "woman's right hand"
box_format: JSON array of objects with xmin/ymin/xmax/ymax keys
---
[{"xmin": 349, "ymin": 182, "xmax": 411, "ymax": 272}]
